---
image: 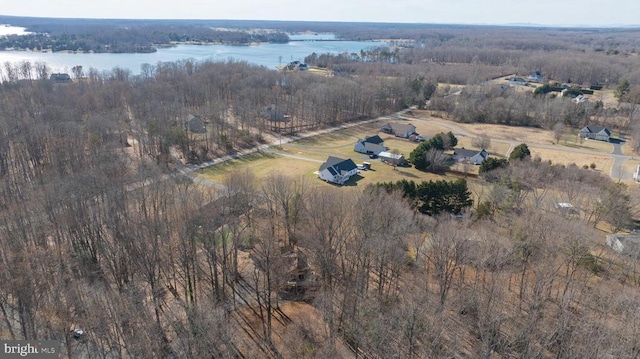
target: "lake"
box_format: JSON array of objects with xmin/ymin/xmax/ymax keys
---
[{"xmin": 0, "ymin": 27, "xmax": 388, "ymax": 74}]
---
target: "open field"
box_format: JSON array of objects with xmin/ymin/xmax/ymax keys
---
[
  {"xmin": 557, "ymin": 134, "xmax": 614, "ymax": 153},
  {"xmin": 199, "ymin": 152, "xmax": 321, "ymax": 184},
  {"xmin": 198, "ymin": 121, "xmax": 452, "ymax": 188},
  {"xmin": 411, "ymin": 110, "xmax": 615, "ymax": 155},
  {"xmin": 622, "ymin": 142, "xmax": 638, "ymax": 157},
  {"xmin": 529, "ymin": 146, "xmax": 613, "ymax": 174},
  {"xmin": 620, "ymin": 159, "xmax": 640, "ymax": 184},
  {"xmin": 197, "ymin": 109, "xmax": 625, "ymax": 188}
]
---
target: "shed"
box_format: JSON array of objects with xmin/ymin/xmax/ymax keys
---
[{"xmin": 378, "ymin": 151, "xmax": 406, "ymax": 166}]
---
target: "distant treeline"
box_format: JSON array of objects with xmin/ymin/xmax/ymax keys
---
[
  {"xmin": 0, "ymin": 17, "xmax": 290, "ymax": 53},
  {"xmin": 5, "ymin": 15, "xmax": 640, "ymax": 55}
]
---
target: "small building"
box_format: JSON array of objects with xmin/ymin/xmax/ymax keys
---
[
  {"xmin": 606, "ymin": 234, "xmax": 640, "ymax": 257},
  {"xmin": 380, "ymin": 122, "xmax": 416, "ymax": 138},
  {"xmin": 354, "ymin": 135, "xmax": 387, "ymax": 155},
  {"xmin": 286, "ymin": 61, "xmax": 308, "ymax": 71},
  {"xmin": 528, "ymin": 71, "xmax": 544, "ymax": 83},
  {"xmin": 509, "ymin": 77, "xmax": 528, "ymax": 87},
  {"xmin": 50, "ymin": 73, "xmax": 72, "ymax": 83},
  {"xmin": 555, "ymin": 202, "xmax": 579, "ymax": 217},
  {"xmin": 263, "ymin": 105, "xmax": 288, "ymax": 122},
  {"xmin": 318, "ymin": 156, "xmax": 358, "ymax": 185},
  {"xmin": 453, "ymin": 148, "xmax": 488, "ymax": 165},
  {"xmin": 579, "ymin": 126, "xmax": 611, "ymax": 142},
  {"xmin": 633, "ymin": 165, "xmax": 640, "ymax": 182},
  {"xmin": 378, "ymin": 151, "xmax": 407, "ymax": 166},
  {"xmin": 186, "ymin": 114, "xmax": 207, "ymax": 133}
]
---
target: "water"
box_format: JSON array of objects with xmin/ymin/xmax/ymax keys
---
[{"xmin": 0, "ymin": 28, "xmax": 387, "ymax": 74}]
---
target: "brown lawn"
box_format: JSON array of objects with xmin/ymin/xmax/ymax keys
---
[{"xmin": 529, "ymin": 146, "xmax": 613, "ymax": 175}]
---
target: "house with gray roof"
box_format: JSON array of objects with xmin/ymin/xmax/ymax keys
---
[
  {"xmin": 380, "ymin": 122, "xmax": 416, "ymax": 138},
  {"xmin": 606, "ymin": 234, "xmax": 640, "ymax": 258},
  {"xmin": 453, "ymin": 148, "xmax": 488, "ymax": 165},
  {"xmin": 318, "ymin": 156, "xmax": 358, "ymax": 185},
  {"xmin": 187, "ymin": 114, "xmax": 207, "ymax": 134},
  {"xmin": 579, "ymin": 126, "xmax": 610, "ymax": 142},
  {"xmin": 354, "ymin": 135, "xmax": 387, "ymax": 155}
]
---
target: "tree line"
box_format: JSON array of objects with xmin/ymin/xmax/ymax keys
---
[{"xmin": 0, "ymin": 19, "xmax": 639, "ymax": 358}]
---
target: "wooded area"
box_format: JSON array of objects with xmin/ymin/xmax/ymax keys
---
[{"xmin": 1, "ymin": 19, "xmax": 640, "ymax": 358}]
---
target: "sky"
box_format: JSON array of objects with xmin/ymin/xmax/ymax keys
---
[{"xmin": 1, "ymin": 0, "xmax": 639, "ymax": 27}]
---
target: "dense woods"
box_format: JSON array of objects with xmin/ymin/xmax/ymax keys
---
[{"xmin": 0, "ymin": 18, "xmax": 640, "ymax": 358}]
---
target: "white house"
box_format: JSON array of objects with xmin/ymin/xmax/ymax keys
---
[
  {"xmin": 380, "ymin": 122, "xmax": 416, "ymax": 138},
  {"xmin": 354, "ymin": 135, "xmax": 387, "ymax": 155},
  {"xmin": 318, "ymin": 156, "xmax": 358, "ymax": 185},
  {"xmin": 453, "ymin": 148, "xmax": 488, "ymax": 165},
  {"xmin": 579, "ymin": 125, "xmax": 610, "ymax": 142},
  {"xmin": 633, "ymin": 165, "xmax": 640, "ymax": 182},
  {"xmin": 378, "ymin": 151, "xmax": 407, "ymax": 166},
  {"xmin": 606, "ymin": 234, "xmax": 640, "ymax": 257}
]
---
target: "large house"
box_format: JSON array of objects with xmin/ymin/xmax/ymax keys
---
[
  {"xmin": 453, "ymin": 148, "xmax": 488, "ymax": 165},
  {"xmin": 354, "ymin": 135, "xmax": 387, "ymax": 155},
  {"xmin": 380, "ymin": 122, "xmax": 416, "ymax": 138},
  {"xmin": 579, "ymin": 126, "xmax": 611, "ymax": 142},
  {"xmin": 318, "ymin": 156, "xmax": 358, "ymax": 185}
]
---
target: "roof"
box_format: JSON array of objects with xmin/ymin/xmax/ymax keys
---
[
  {"xmin": 378, "ymin": 151, "xmax": 405, "ymax": 160},
  {"xmin": 454, "ymin": 148, "xmax": 487, "ymax": 158},
  {"xmin": 383, "ymin": 122, "xmax": 416, "ymax": 134},
  {"xmin": 187, "ymin": 114, "xmax": 206, "ymax": 133},
  {"xmin": 363, "ymin": 135, "xmax": 384, "ymax": 145},
  {"xmin": 607, "ymin": 234, "xmax": 640, "ymax": 255},
  {"xmin": 187, "ymin": 115, "xmax": 206, "ymax": 133},
  {"xmin": 319, "ymin": 156, "xmax": 357, "ymax": 174},
  {"xmin": 581, "ymin": 126, "xmax": 610, "ymax": 135}
]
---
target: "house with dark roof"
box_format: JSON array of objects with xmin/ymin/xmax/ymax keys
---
[
  {"xmin": 263, "ymin": 105, "xmax": 288, "ymax": 122},
  {"xmin": 380, "ymin": 122, "xmax": 416, "ymax": 138},
  {"xmin": 528, "ymin": 71, "xmax": 544, "ymax": 83},
  {"xmin": 579, "ymin": 126, "xmax": 610, "ymax": 142},
  {"xmin": 187, "ymin": 114, "xmax": 207, "ymax": 133},
  {"xmin": 509, "ymin": 77, "xmax": 528, "ymax": 87},
  {"xmin": 354, "ymin": 135, "xmax": 387, "ymax": 155},
  {"xmin": 318, "ymin": 156, "xmax": 358, "ymax": 185},
  {"xmin": 50, "ymin": 73, "xmax": 72, "ymax": 83},
  {"xmin": 453, "ymin": 148, "xmax": 488, "ymax": 165}
]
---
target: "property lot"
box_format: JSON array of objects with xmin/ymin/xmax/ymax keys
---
[
  {"xmin": 197, "ymin": 109, "xmax": 629, "ymax": 188},
  {"xmin": 198, "ymin": 120, "xmax": 448, "ymax": 187},
  {"xmin": 529, "ymin": 146, "xmax": 613, "ymax": 174}
]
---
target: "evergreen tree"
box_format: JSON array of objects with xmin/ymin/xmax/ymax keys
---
[
  {"xmin": 509, "ymin": 143, "xmax": 531, "ymax": 161},
  {"xmin": 479, "ymin": 157, "xmax": 508, "ymax": 174}
]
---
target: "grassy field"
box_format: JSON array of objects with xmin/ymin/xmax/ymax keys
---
[
  {"xmin": 197, "ymin": 109, "xmax": 626, "ymax": 192},
  {"xmin": 529, "ymin": 146, "xmax": 613, "ymax": 174},
  {"xmin": 198, "ymin": 121, "xmax": 453, "ymax": 189}
]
